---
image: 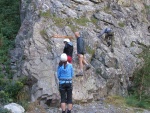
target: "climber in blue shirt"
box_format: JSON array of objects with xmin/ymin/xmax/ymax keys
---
[
  {"xmin": 57, "ymin": 53, "xmax": 74, "ymax": 113},
  {"xmin": 98, "ymin": 27, "xmax": 114, "ymax": 52}
]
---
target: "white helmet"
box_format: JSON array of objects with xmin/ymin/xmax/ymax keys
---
[
  {"xmin": 63, "ymin": 38, "xmax": 70, "ymax": 43},
  {"xmin": 60, "ymin": 53, "xmax": 67, "ymax": 62}
]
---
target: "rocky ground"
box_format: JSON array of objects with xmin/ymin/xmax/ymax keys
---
[{"xmin": 26, "ymin": 101, "xmax": 150, "ymax": 113}]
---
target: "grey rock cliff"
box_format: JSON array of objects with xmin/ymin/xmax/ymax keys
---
[{"xmin": 11, "ymin": 0, "xmax": 150, "ymax": 107}]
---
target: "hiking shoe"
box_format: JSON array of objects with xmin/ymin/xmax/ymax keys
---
[
  {"xmin": 111, "ymin": 48, "xmax": 114, "ymax": 53},
  {"xmin": 85, "ymin": 65, "xmax": 91, "ymax": 70},
  {"xmin": 62, "ymin": 111, "xmax": 65, "ymax": 113},
  {"xmin": 107, "ymin": 42, "xmax": 111, "ymax": 47},
  {"xmin": 76, "ymin": 72, "xmax": 84, "ymax": 77},
  {"xmin": 67, "ymin": 110, "xmax": 71, "ymax": 113}
]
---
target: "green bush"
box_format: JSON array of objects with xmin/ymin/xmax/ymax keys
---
[
  {"xmin": 0, "ymin": 0, "xmax": 25, "ymax": 105},
  {"xmin": 0, "ymin": 79, "xmax": 26, "ymax": 104},
  {"xmin": 126, "ymin": 46, "xmax": 150, "ymax": 109},
  {"xmin": 0, "ymin": 107, "xmax": 11, "ymax": 113},
  {"xmin": 5, "ymin": 81, "xmax": 24, "ymax": 100},
  {"xmin": 126, "ymin": 95, "xmax": 150, "ymax": 109},
  {"xmin": 145, "ymin": 5, "xmax": 150, "ymax": 14},
  {"xmin": 0, "ymin": 91, "xmax": 10, "ymax": 104}
]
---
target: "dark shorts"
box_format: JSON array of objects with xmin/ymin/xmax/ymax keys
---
[
  {"xmin": 59, "ymin": 83, "xmax": 73, "ymax": 104},
  {"xmin": 77, "ymin": 52, "xmax": 85, "ymax": 55},
  {"xmin": 105, "ymin": 32, "xmax": 114, "ymax": 38}
]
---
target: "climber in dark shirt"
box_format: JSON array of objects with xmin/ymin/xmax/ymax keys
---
[
  {"xmin": 52, "ymin": 34, "xmax": 73, "ymax": 63},
  {"xmin": 63, "ymin": 39, "xmax": 73, "ymax": 63}
]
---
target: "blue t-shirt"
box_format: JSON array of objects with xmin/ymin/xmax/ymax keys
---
[{"xmin": 57, "ymin": 63, "xmax": 74, "ymax": 84}]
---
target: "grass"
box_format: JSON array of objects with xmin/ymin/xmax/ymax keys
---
[
  {"xmin": 68, "ymin": 24, "xmax": 79, "ymax": 32},
  {"xmin": 126, "ymin": 96, "xmax": 150, "ymax": 110},
  {"xmin": 95, "ymin": 68, "xmax": 102, "ymax": 75},
  {"xmin": 145, "ymin": 5, "xmax": 150, "ymax": 14},
  {"xmin": 118, "ymin": 22, "xmax": 125, "ymax": 27},
  {"xmin": 86, "ymin": 45, "xmax": 95, "ymax": 56},
  {"xmin": 103, "ymin": 6, "xmax": 112, "ymax": 14},
  {"xmin": 91, "ymin": 17, "xmax": 99, "ymax": 28},
  {"xmin": 126, "ymin": 46, "xmax": 150, "ymax": 110},
  {"xmin": 130, "ymin": 41, "xmax": 135, "ymax": 47},
  {"xmin": 40, "ymin": 29, "xmax": 52, "ymax": 51},
  {"xmin": 91, "ymin": 17, "xmax": 98, "ymax": 25},
  {"xmin": 105, "ymin": 95, "xmax": 126, "ymax": 106},
  {"xmin": 145, "ymin": 5, "xmax": 150, "ymax": 9},
  {"xmin": 53, "ymin": 16, "xmax": 65, "ymax": 27},
  {"xmin": 141, "ymin": 9, "xmax": 146, "ymax": 14},
  {"xmin": 47, "ymin": 45, "xmax": 52, "ymax": 52},
  {"xmin": 40, "ymin": 10, "xmax": 99, "ymax": 29},
  {"xmin": 40, "ymin": 29, "xmax": 47, "ymax": 37},
  {"xmin": 104, "ymin": 95, "xmax": 147, "ymax": 112},
  {"xmin": 74, "ymin": 17, "xmax": 90, "ymax": 26},
  {"xmin": 40, "ymin": 11, "xmax": 52, "ymax": 18},
  {"xmin": 25, "ymin": 101, "xmax": 46, "ymax": 113}
]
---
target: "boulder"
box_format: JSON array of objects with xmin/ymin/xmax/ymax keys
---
[{"xmin": 4, "ymin": 103, "xmax": 25, "ymax": 113}]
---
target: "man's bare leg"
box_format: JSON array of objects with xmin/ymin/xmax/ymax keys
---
[
  {"xmin": 82, "ymin": 55, "xmax": 91, "ymax": 70},
  {"xmin": 78, "ymin": 54, "xmax": 84, "ymax": 72},
  {"xmin": 76, "ymin": 54, "xmax": 84, "ymax": 76}
]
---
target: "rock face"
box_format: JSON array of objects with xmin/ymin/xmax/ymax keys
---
[{"xmin": 11, "ymin": 0, "xmax": 150, "ymax": 106}]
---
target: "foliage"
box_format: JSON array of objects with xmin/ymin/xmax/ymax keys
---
[
  {"xmin": 130, "ymin": 41, "xmax": 135, "ymax": 47},
  {"xmin": 0, "ymin": 0, "xmax": 27, "ymax": 105},
  {"xmin": 74, "ymin": 18, "xmax": 90, "ymax": 26},
  {"xmin": 95, "ymin": 68, "xmax": 102, "ymax": 75},
  {"xmin": 40, "ymin": 11, "xmax": 52, "ymax": 18},
  {"xmin": 105, "ymin": 95, "xmax": 126, "ymax": 106},
  {"xmin": 0, "ymin": 0, "xmax": 20, "ymax": 39},
  {"xmin": 86, "ymin": 45, "xmax": 95, "ymax": 56},
  {"xmin": 40, "ymin": 10, "xmax": 97, "ymax": 29},
  {"xmin": 145, "ymin": 5, "xmax": 150, "ymax": 14},
  {"xmin": 91, "ymin": 17, "xmax": 99, "ymax": 28},
  {"xmin": 0, "ymin": 0, "xmax": 20, "ymax": 73},
  {"xmin": 103, "ymin": 6, "xmax": 112, "ymax": 14},
  {"xmin": 126, "ymin": 46, "xmax": 150, "ymax": 109},
  {"xmin": 0, "ymin": 78, "xmax": 27, "ymax": 104},
  {"xmin": 25, "ymin": 101, "xmax": 46, "ymax": 112},
  {"xmin": 18, "ymin": 101, "xmax": 29, "ymax": 111},
  {"xmin": 5, "ymin": 81, "xmax": 24, "ymax": 99},
  {"xmin": 0, "ymin": 91, "xmax": 10, "ymax": 104},
  {"xmin": 0, "ymin": 107, "xmax": 11, "ymax": 113},
  {"xmin": 40, "ymin": 29, "xmax": 47, "ymax": 37},
  {"xmin": 126, "ymin": 95, "xmax": 150, "ymax": 109},
  {"xmin": 118, "ymin": 22, "xmax": 125, "ymax": 27}
]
